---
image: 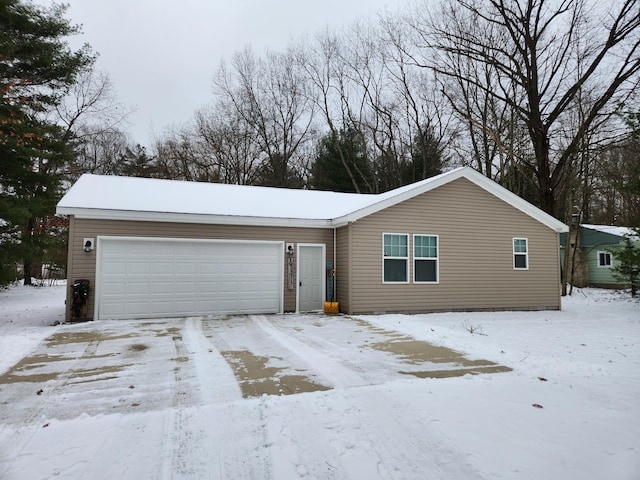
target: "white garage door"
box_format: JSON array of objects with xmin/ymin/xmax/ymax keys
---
[{"xmin": 97, "ymin": 237, "xmax": 283, "ymax": 320}]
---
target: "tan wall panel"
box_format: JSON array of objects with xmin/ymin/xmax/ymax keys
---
[
  {"xmin": 347, "ymin": 178, "xmax": 561, "ymax": 313},
  {"xmin": 335, "ymin": 225, "xmax": 350, "ymax": 313},
  {"xmin": 67, "ymin": 218, "xmax": 334, "ymax": 320}
]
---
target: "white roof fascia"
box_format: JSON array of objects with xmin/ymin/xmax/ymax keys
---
[
  {"xmin": 331, "ymin": 167, "xmax": 569, "ymax": 233},
  {"xmin": 55, "ymin": 207, "xmax": 334, "ymax": 229}
]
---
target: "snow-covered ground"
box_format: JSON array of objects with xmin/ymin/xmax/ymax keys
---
[{"xmin": 0, "ymin": 283, "xmax": 638, "ymax": 479}]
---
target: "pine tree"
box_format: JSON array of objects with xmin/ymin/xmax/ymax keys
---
[
  {"xmin": 609, "ymin": 229, "xmax": 640, "ymax": 297},
  {"xmin": 405, "ymin": 127, "xmax": 443, "ymax": 183},
  {"xmin": 0, "ymin": 0, "xmax": 93, "ymax": 285},
  {"xmin": 311, "ymin": 127, "xmax": 374, "ymax": 193}
]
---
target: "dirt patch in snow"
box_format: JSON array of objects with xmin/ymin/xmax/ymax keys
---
[
  {"xmin": 354, "ymin": 318, "xmax": 512, "ymax": 377},
  {"xmin": 45, "ymin": 330, "xmax": 138, "ymax": 347},
  {"xmin": 221, "ymin": 349, "xmax": 331, "ymax": 398}
]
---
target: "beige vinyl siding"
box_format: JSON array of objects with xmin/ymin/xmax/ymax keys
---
[
  {"xmin": 65, "ymin": 218, "xmax": 333, "ymax": 320},
  {"xmin": 347, "ymin": 178, "xmax": 561, "ymax": 314},
  {"xmin": 335, "ymin": 225, "xmax": 350, "ymax": 313}
]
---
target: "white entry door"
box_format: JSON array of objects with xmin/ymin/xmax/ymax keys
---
[
  {"xmin": 297, "ymin": 244, "xmax": 325, "ymax": 312},
  {"xmin": 96, "ymin": 237, "xmax": 283, "ymax": 320}
]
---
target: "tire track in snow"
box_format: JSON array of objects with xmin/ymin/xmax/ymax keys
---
[
  {"xmin": 163, "ymin": 328, "xmax": 201, "ymax": 478},
  {"xmin": 193, "ymin": 316, "xmax": 275, "ymax": 480},
  {"xmin": 252, "ymin": 315, "xmax": 383, "ymax": 388},
  {"xmin": 161, "ymin": 317, "xmax": 273, "ymax": 479},
  {"xmin": 254, "ymin": 316, "xmax": 486, "ymax": 479}
]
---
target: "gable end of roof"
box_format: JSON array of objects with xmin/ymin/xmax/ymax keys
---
[{"xmin": 332, "ymin": 167, "xmax": 568, "ymax": 233}]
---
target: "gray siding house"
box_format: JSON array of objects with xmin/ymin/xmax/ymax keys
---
[{"xmin": 56, "ymin": 167, "xmax": 568, "ymax": 321}]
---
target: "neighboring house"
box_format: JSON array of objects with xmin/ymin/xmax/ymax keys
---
[
  {"xmin": 561, "ymin": 224, "xmax": 638, "ymax": 288},
  {"xmin": 56, "ymin": 167, "xmax": 568, "ymax": 321}
]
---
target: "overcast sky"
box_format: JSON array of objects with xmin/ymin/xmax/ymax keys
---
[{"xmin": 42, "ymin": 1, "xmax": 395, "ymax": 147}]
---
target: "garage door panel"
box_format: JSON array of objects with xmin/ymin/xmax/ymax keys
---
[
  {"xmin": 175, "ymin": 281, "xmax": 197, "ymax": 294},
  {"xmin": 175, "ymin": 301, "xmax": 197, "ymax": 314},
  {"xmin": 152, "ymin": 245, "xmax": 174, "ymax": 257},
  {"xmin": 176, "ymin": 263, "xmax": 198, "ymax": 275},
  {"xmin": 218, "ymin": 263, "xmax": 238, "ymax": 274},
  {"xmin": 129, "ymin": 243, "xmax": 152, "ymax": 256},
  {"xmin": 198, "ymin": 263, "xmax": 218, "ymax": 274},
  {"xmin": 151, "ymin": 282, "xmax": 173, "ymax": 294},
  {"xmin": 152, "ymin": 262, "xmax": 174, "ymax": 275},
  {"xmin": 102, "ymin": 262, "xmax": 127, "ymax": 275},
  {"xmin": 174, "ymin": 242, "xmax": 197, "ymax": 254},
  {"xmin": 98, "ymin": 238, "xmax": 282, "ymax": 320},
  {"xmin": 198, "ymin": 280, "xmax": 219, "ymax": 291},
  {"xmin": 127, "ymin": 282, "xmax": 151, "ymax": 295},
  {"xmin": 101, "ymin": 282, "xmax": 125, "ymax": 295},
  {"xmin": 101, "ymin": 302, "xmax": 125, "ymax": 317},
  {"xmin": 218, "ymin": 299, "xmax": 238, "ymax": 311},
  {"xmin": 127, "ymin": 301, "xmax": 151, "ymax": 315},
  {"xmin": 103, "ymin": 242, "xmax": 128, "ymax": 255},
  {"xmin": 217, "ymin": 282, "xmax": 237, "ymax": 293},
  {"xmin": 128, "ymin": 262, "xmax": 151, "ymax": 275},
  {"xmin": 150, "ymin": 301, "xmax": 174, "ymax": 315}
]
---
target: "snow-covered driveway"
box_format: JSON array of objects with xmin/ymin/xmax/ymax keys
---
[
  {"xmin": 0, "ymin": 284, "xmax": 638, "ymax": 479},
  {"xmin": 0, "ymin": 314, "xmax": 506, "ymax": 479}
]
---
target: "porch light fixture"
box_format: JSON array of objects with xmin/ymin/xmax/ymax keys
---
[{"xmin": 83, "ymin": 238, "xmax": 94, "ymax": 252}]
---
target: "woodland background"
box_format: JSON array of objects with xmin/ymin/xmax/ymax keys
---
[{"xmin": 1, "ymin": 0, "xmax": 639, "ymax": 285}]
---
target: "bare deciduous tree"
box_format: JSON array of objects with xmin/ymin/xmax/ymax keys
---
[
  {"xmin": 54, "ymin": 68, "xmax": 137, "ymax": 180},
  {"xmin": 411, "ymin": 0, "xmax": 640, "ymax": 217},
  {"xmin": 55, "ymin": 69, "xmax": 133, "ymax": 142},
  {"xmin": 213, "ymin": 46, "xmax": 315, "ymax": 187},
  {"xmin": 379, "ymin": 12, "xmax": 453, "ymax": 182},
  {"xmin": 70, "ymin": 127, "xmax": 131, "ymax": 179},
  {"xmin": 299, "ymin": 30, "xmax": 376, "ymax": 192},
  {"xmin": 194, "ymin": 104, "xmax": 262, "ymax": 185}
]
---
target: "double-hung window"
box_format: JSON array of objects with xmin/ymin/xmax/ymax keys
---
[
  {"xmin": 383, "ymin": 233, "xmax": 409, "ymax": 282},
  {"xmin": 414, "ymin": 234, "xmax": 438, "ymax": 283},
  {"xmin": 513, "ymin": 238, "xmax": 528, "ymax": 270},
  {"xmin": 597, "ymin": 251, "xmax": 612, "ymax": 268}
]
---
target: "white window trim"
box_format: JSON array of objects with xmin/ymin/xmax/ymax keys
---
[
  {"xmin": 597, "ymin": 251, "xmax": 612, "ymax": 268},
  {"xmin": 413, "ymin": 234, "xmax": 439, "ymax": 284},
  {"xmin": 382, "ymin": 232, "xmax": 409, "ymax": 284},
  {"xmin": 513, "ymin": 237, "xmax": 529, "ymax": 270}
]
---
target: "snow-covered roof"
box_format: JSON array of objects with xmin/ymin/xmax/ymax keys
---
[
  {"xmin": 56, "ymin": 167, "xmax": 568, "ymax": 232},
  {"xmin": 582, "ymin": 224, "xmax": 637, "ymax": 238}
]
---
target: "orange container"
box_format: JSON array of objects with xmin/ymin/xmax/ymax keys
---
[{"xmin": 323, "ymin": 301, "xmax": 339, "ymax": 314}]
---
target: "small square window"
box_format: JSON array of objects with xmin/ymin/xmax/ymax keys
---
[
  {"xmin": 597, "ymin": 251, "xmax": 612, "ymax": 268},
  {"xmin": 513, "ymin": 238, "xmax": 528, "ymax": 270}
]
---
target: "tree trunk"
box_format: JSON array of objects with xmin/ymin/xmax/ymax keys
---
[{"xmin": 23, "ymin": 260, "xmax": 32, "ymax": 286}]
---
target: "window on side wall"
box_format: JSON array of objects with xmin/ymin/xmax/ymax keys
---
[
  {"xmin": 597, "ymin": 251, "xmax": 612, "ymax": 268},
  {"xmin": 383, "ymin": 233, "xmax": 408, "ymax": 283},
  {"xmin": 513, "ymin": 238, "xmax": 528, "ymax": 270},
  {"xmin": 414, "ymin": 234, "xmax": 438, "ymax": 283}
]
